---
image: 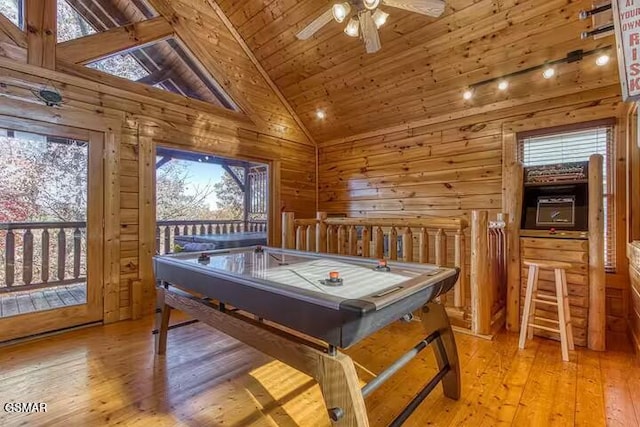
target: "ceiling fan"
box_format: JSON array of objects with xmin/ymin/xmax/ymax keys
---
[{"xmin": 296, "ymin": 0, "xmax": 445, "ymax": 53}]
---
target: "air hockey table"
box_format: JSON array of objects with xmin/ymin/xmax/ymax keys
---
[
  {"xmin": 153, "ymin": 247, "xmax": 461, "ymax": 426},
  {"xmin": 173, "ymin": 231, "xmax": 267, "ymax": 251}
]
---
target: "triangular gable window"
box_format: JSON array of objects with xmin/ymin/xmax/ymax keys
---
[
  {"xmin": 86, "ymin": 37, "xmax": 237, "ymax": 110},
  {"xmin": 55, "ymin": 0, "xmax": 237, "ymax": 110},
  {"xmin": 0, "ymin": 0, "xmax": 23, "ymax": 28}
]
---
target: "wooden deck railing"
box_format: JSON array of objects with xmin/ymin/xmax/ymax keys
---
[
  {"xmin": 155, "ymin": 219, "xmax": 267, "ymax": 254},
  {"xmin": 0, "ymin": 221, "xmax": 86, "ymax": 293},
  {"xmin": 282, "ymin": 211, "xmax": 508, "ymax": 336},
  {"xmin": 0, "ymin": 218, "xmax": 269, "ymax": 293}
]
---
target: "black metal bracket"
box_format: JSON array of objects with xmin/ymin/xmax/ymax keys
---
[{"xmin": 151, "ymin": 319, "xmax": 199, "ymax": 335}]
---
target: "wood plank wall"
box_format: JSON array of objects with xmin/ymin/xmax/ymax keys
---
[
  {"xmin": 318, "ymin": 85, "xmax": 630, "ymax": 333},
  {"xmin": 0, "ymin": 59, "xmax": 316, "ymax": 321}
]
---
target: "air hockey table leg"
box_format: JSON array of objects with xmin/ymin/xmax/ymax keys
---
[
  {"xmin": 315, "ymin": 351, "xmax": 370, "ymax": 427},
  {"xmin": 421, "ymin": 302, "xmax": 461, "ymax": 400},
  {"xmin": 155, "ymin": 285, "xmax": 172, "ymax": 355}
]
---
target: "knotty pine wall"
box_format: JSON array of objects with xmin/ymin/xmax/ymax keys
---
[
  {"xmin": 0, "ymin": 59, "xmax": 316, "ymax": 322},
  {"xmin": 318, "ymin": 85, "xmax": 631, "ymax": 334}
]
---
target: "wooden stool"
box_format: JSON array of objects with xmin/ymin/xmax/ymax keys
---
[{"xmin": 519, "ymin": 259, "xmax": 575, "ymax": 361}]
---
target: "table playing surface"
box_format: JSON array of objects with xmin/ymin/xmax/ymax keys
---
[{"xmin": 154, "ymin": 247, "xmax": 458, "ymax": 347}]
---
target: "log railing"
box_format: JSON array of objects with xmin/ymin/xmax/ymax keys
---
[
  {"xmin": 282, "ymin": 211, "xmax": 508, "ymax": 336},
  {"xmin": 0, "ymin": 221, "xmax": 86, "ymax": 293},
  {"xmin": 155, "ymin": 219, "xmax": 267, "ymax": 254}
]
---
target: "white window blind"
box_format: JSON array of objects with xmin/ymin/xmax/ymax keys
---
[{"xmin": 518, "ymin": 124, "xmax": 616, "ymax": 271}]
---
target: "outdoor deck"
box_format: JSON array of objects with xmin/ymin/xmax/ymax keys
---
[{"xmin": 0, "ymin": 283, "xmax": 86, "ymax": 318}]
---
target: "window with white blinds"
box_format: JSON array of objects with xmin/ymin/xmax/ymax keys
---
[{"xmin": 518, "ymin": 124, "xmax": 616, "ymax": 271}]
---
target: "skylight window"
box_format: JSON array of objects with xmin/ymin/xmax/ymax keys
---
[{"xmin": 0, "ymin": 0, "xmax": 22, "ymax": 28}]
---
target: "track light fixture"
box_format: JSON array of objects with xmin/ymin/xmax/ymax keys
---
[{"xmin": 461, "ymin": 46, "xmax": 612, "ymax": 101}]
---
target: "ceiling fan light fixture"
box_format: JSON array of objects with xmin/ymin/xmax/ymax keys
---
[
  {"xmin": 332, "ymin": 2, "xmax": 351, "ymax": 23},
  {"xmin": 372, "ymin": 9, "xmax": 389, "ymax": 28},
  {"xmin": 344, "ymin": 17, "xmax": 360, "ymax": 37},
  {"xmin": 363, "ymin": 0, "xmax": 381, "ymax": 10}
]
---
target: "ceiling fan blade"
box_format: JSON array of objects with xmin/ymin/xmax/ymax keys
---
[
  {"xmin": 296, "ymin": 8, "xmax": 334, "ymax": 40},
  {"xmin": 382, "ymin": 0, "xmax": 445, "ymax": 17},
  {"xmin": 360, "ymin": 11, "xmax": 381, "ymax": 54}
]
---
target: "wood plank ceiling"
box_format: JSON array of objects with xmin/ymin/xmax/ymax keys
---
[{"xmin": 215, "ymin": 0, "xmax": 618, "ymax": 143}]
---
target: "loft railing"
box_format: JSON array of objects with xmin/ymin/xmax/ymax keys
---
[
  {"xmin": 155, "ymin": 219, "xmax": 267, "ymax": 254},
  {"xmin": 282, "ymin": 211, "xmax": 508, "ymax": 336},
  {"xmin": 0, "ymin": 221, "xmax": 86, "ymax": 293}
]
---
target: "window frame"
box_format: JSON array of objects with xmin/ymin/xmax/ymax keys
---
[{"xmin": 516, "ymin": 119, "xmax": 617, "ymax": 272}]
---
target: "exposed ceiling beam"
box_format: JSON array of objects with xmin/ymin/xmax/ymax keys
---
[
  {"xmin": 204, "ymin": 0, "xmax": 316, "ymax": 146},
  {"xmin": 57, "ymin": 17, "xmax": 174, "ymax": 64},
  {"xmin": 0, "ymin": 13, "xmax": 26, "ymax": 48},
  {"xmin": 156, "ymin": 156, "xmax": 172, "ymax": 169},
  {"xmin": 26, "ymin": 0, "xmax": 56, "ymax": 69},
  {"xmin": 137, "ymin": 67, "xmax": 175, "ymax": 85}
]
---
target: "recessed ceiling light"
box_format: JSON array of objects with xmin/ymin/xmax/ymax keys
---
[
  {"xmin": 316, "ymin": 110, "xmax": 326, "ymax": 120},
  {"xmin": 497, "ymin": 80, "xmax": 509, "ymax": 91},
  {"xmin": 595, "ymin": 54, "xmax": 610, "ymax": 66},
  {"xmin": 463, "ymin": 89, "xmax": 473, "ymax": 100},
  {"xmin": 542, "ymin": 67, "xmax": 555, "ymax": 79}
]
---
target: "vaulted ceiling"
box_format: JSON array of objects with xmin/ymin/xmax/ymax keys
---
[
  {"xmin": 0, "ymin": 0, "xmax": 618, "ymax": 145},
  {"xmin": 214, "ymin": 0, "xmax": 618, "ymax": 143}
]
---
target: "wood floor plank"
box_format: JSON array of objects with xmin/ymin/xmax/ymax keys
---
[
  {"xmin": 600, "ymin": 349, "xmax": 640, "ymax": 427},
  {"xmin": 504, "ymin": 339, "xmax": 577, "ymax": 426},
  {"xmin": 575, "ymin": 349, "xmax": 606, "ymax": 426},
  {"xmin": 0, "ymin": 312, "xmax": 637, "ymax": 427}
]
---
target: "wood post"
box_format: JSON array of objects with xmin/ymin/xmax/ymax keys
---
[
  {"xmin": 362, "ymin": 226, "xmax": 371, "ymax": 258},
  {"xmin": 403, "ymin": 227, "xmax": 413, "ymax": 262},
  {"xmin": 317, "ymin": 212, "xmax": 327, "ymax": 253},
  {"xmin": 374, "ymin": 227, "xmax": 384, "ymax": 259},
  {"xmin": 505, "ymin": 162, "xmax": 523, "ymax": 332},
  {"xmin": 588, "ymin": 154, "xmax": 606, "ymax": 351},
  {"xmin": 454, "ymin": 229, "xmax": 466, "ymax": 309},
  {"xmin": 419, "ymin": 228, "xmax": 429, "ymax": 263},
  {"xmin": 26, "ymin": 0, "xmax": 56, "ymax": 69},
  {"xmin": 348, "ymin": 225, "xmax": 357, "ymax": 255},
  {"xmin": 389, "ymin": 227, "xmax": 398, "ymax": 260},
  {"xmin": 282, "ymin": 212, "xmax": 295, "ymax": 249},
  {"xmin": 471, "ymin": 210, "xmax": 491, "ymax": 335},
  {"xmin": 435, "ymin": 229, "xmax": 446, "ymax": 266},
  {"xmin": 296, "ymin": 225, "xmax": 306, "ymax": 251}
]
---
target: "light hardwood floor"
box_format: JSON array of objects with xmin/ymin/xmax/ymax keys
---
[{"xmin": 0, "ymin": 313, "xmax": 638, "ymax": 427}]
